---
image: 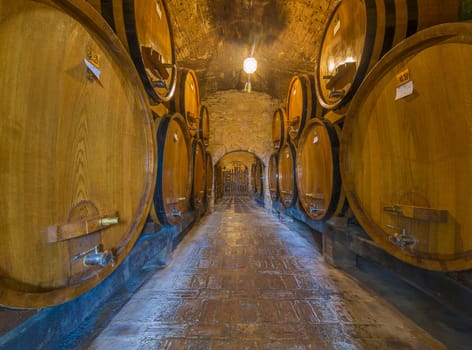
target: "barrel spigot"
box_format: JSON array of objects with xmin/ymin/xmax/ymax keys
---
[
  {"xmin": 386, "ymin": 225, "xmax": 416, "ymax": 248},
  {"xmin": 73, "ymin": 245, "xmax": 115, "ymax": 267}
]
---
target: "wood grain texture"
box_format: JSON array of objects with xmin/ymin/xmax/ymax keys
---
[
  {"xmin": 171, "ymin": 68, "xmax": 201, "ymax": 138},
  {"xmin": 96, "ymin": 0, "xmax": 176, "ymax": 104},
  {"xmin": 152, "ymin": 114, "xmax": 191, "ymax": 226},
  {"xmin": 286, "ymin": 74, "xmax": 321, "ymax": 143},
  {"xmin": 191, "ymin": 140, "xmax": 206, "ymax": 209},
  {"xmin": 278, "ymin": 142, "xmax": 297, "ymax": 208},
  {"xmin": 316, "ymin": 0, "xmax": 461, "ymax": 110},
  {"xmin": 199, "ymin": 105, "xmax": 210, "ymax": 146},
  {"xmin": 271, "ymin": 107, "xmax": 288, "ymax": 150},
  {"xmin": 205, "ymin": 152, "xmax": 213, "ymax": 201},
  {"xmin": 268, "ymin": 152, "xmax": 279, "ymax": 202},
  {"xmin": 296, "ymin": 118, "xmax": 344, "ymax": 221},
  {"xmin": 0, "ymin": 0, "xmax": 155, "ymax": 308},
  {"xmin": 340, "ymin": 22, "xmax": 472, "ymax": 271}
]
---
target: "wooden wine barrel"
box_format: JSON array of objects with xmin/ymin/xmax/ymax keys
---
[
  {"xmin": 151, "ymin": 113, "xmax": 191, "ymax": 226},
  {"xmin": 205, "ymin": 152, "xmax": 213, "ymax": 202},
  {"xmin": 268, "ymin": 152, "xmax": 279, "ymax": 202},
  {"xmin": 278, "ymin": 143, "xmax": 297, "ymax": 208},
  {"xmin": 253, "ymin": 159, "xmax": 264, "ymax": 197},
  {"xmin": 316, "ymin": 0, "xmax": 461, "ymax": 110},
  {"xmin": 296, "ymin": 118, "xmax": 345, "ymax": 221},
  {"xmin": 272, "ymin": 108, "xmax": 289, "ymax": 150},
  {"xmin": 191, "ymin": 139, "xmax": 206, "ymax": 209},
  {"xmin": 340, "ymin": 22, "xmax": 472, "ymax": 271},
  {"xmin": 200, "ymin": 105, "xmax": 211, "ymax": 146},
  {"xmin": 286, "ymin": 74, "xmax": 323, "ymax": 143},
  {"xmin": 89, "ymin": 0, "xmax": 177, "ymax": 105},
  {"xmin": 170, "ymin": 68, "xmax": 201, "ymax": 138},
  {"xmin": 0, "ymin": 0, "xmax": 156, "ymax": 308}
]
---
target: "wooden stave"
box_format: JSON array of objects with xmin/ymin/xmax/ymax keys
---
[
  {"xmin": 286, "ymin": 73, "xmax": 323, "ymax": 144},
  {"xmin": 296, "ymin": 118, "xmax": 344, "ymax": 221},
  {"xmin": 199, "ymin": 105, "xmax": 211, "ymax": 146},
  {"xmin": 340, "ymin": 22, "xmax": 472, "ymax": 272},
  {"xmin": 92, "ymin": 0, "xmax": 177, "ymax": 105},
  {"xmin": 205, "ymin": 152, "xmax": 213, "ymax": 202},
  {"xmin": 268, "ymin": 152, "xmax": 280, "ymax": 202},
  {"xmin": 170, "ymin": 68, "xmax": 201, "ymax": 138},
  {"xmin": 271, "ymin": 107, "xmax": 288, "ymax": 151},
  {"xmin": 315, "ymin": 0, "xmax": 461, "ymax": 110},
  {"xmin": 190, "ymin": 139, "xmax": 206, "ymax": 209},
  {"xmin": 153, "ymin": 113, "xmax": 191, "ymax": 226},
  {"xmin": 278, "ymin": 142, "xmax": 298, "ymax": 208},
  {"xmin": 0, "ymin": 0, "xmax": 156, "ymax": 308}
]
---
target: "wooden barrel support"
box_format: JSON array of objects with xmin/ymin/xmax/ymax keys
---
[
  {"xmin": 316, "ymin": 0, "xmax": 461, "ymax": 110},
  {"xmin": 0, "ymin": 0, "xmax": 156, "ymax": 308},
  {"xmin": 152, "ymin": 113, "xmax": 191, "ymax": 226},
  {"xmin": 296, "ymin": 118, "xmax": 345, "ymax": 221},
  {"xmin": 268, "ymin": 152, "xmax": 279, "ymax": 202},
  {"xmin": 340, "ymin": 23, "xmax": 472, "ymax": 271},
  {"xmin": 278, "ymin": 143, "xmax": 297, "ymax": 208}
]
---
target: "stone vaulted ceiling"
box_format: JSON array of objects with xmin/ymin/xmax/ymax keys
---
[{"xmin": 167, "ymin": 0, "xmax": 338, "ymax": 101}]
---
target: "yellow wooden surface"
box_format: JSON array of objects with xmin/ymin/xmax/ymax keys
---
[
  {"xmin": 191, "ymin": 140, "xmax": 206, "ymax": 209},
  {"xmin": 316, "ymin": 0, "xmax": 460, "ymax": 110},
  {"xmin": 340, "ymin": 23, "xmax": 472, "ymax": 271},
  {"xmin": 153, "ymin": 114, "xmax": 191, "ymax": 226},
  {"xmin": 296, "ymin": 119, "xmax": 343, "ymax": 221},
  {"xmin": 200, "ymin": 105, "xmax": 211, "ymax": 146},
  {"xmin": 205, "ymin": 152, "xmax": 213, "ymax": 200},
  {"xmin": 268, "ymin": 152, "xmax": 279, "ymax": 201},
  {"xmin": 173, "ymin": 68, "xmax": 201, "ymax": 137},
  {"xmin": 0, "ymin": 0, "xmax": 155, "ymax": 307},
  {"xmin": 271, "ymin": 108, "xmax": 288, "ymax": 150},
  {"xmin": 278, "ymin": 143, "xmax": 297, "ymax": 208}
]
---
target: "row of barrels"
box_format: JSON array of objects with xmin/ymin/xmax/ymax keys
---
[
  {"xmin": 0, "ymin": 0, "xmax": 213, "ymax": 308},
  {"xmin": 268, "ymin": 0, "xmax": 471, "ymax": 273}
]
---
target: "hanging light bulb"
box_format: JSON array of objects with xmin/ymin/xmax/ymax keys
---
[{"xmin": 243, "ymin": 57, "xmax": 257, "ymax": 74}]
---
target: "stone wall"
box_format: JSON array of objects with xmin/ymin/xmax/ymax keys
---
[{"xmin": 203, "ymin": 90, "xmax": 282, "ymax": 206}]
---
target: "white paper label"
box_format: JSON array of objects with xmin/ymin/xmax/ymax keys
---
[
  {"xmin": 84, "ymin": 58, "xmax": 101, "ymax": 81},
  {"xmin": 395, "ymin": 80, "xmax": 414, "ymax": 100}
]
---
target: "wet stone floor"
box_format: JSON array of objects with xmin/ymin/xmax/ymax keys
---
[{"xmin": 88, "ymin": 197, "xmax": 444, "ymax": 349}]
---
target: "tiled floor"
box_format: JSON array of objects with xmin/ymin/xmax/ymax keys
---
[{"xmin": 87, "ymin": 197, "xmax": 444, "ymax": 349}]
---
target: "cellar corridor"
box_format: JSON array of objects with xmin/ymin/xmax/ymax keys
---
[{"xmin": 76, "ymin": 197, "xmax": 454, "ymax": 349}]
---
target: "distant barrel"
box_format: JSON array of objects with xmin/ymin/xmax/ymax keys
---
[
  {"xmin": 268, "ymin": 152, "xmax": 280, "ymax": 202},
  {"xmin": 278, "ymin": 142, "xmax": 297, "ymax": 208}
]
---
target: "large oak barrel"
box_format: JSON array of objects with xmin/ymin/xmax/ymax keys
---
[
  {"xmin": 205, "ymin": 152, "xmax": 213, "ymax": 203},
  {"xmin": 89, "ymin": 0, "xmax": 177, "ymax": 105},
  {"xmin": 286, "ymin": 74, "xmax": 323, "ymax": 143},
  {"xmin": 191, "ymin": 139, "xmax": 206, "ymax": 209},
  {"xmin": 170, "ymin": 68, "xmax": 201, "ymax": 138},
  {"xmin": 0, "ymin": 0, "xmax": 156, "ymax": 308},
  {"xmin": 278, "ymin": 143, "xmax": 297, "ymax": 208},
  {"xmin": 268, "ymin": 152, "xmax": 279, "ymax": 202},
  {"xmin": 296, "ymin": 118, "xmax": 344, "ymax": 221},
  {"xmin": 316, "ymin": 0, "xmax": 461, "ymax": 110},
  {"xmin": 200, "ymin": 105, "xmax": 211, "ymax": 146},
  {"xmin": 151, "ymin": 113, "xmax": 191, "ymax": 226},
  {"xmin": 340, "ymin": 23, "xmax": 472, "ymax": 271},
  {"xmin": 271, "ymin": 108, "xmax": 289, "ymax": 150}
]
